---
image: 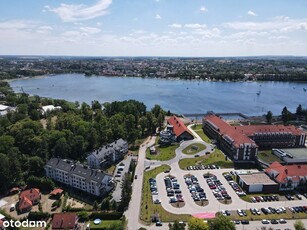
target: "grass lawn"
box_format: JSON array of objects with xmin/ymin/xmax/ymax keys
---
[
  {"xmin": 182, "ymin": 143, "xmax": 207, "ymax": 155},
  {"xmin": 106, "ymin": 165, "xmax": 116, "ymax": 175},
  {"xmin": 89, "ymin": 220, "xmax": 122, "ymax": 229},
  {"xmin": 192, "ymin": 125, "xmax": 211, "ymax": 143},
  {"xmin": 146, "ymin": 144, "xmax": 178, "ymax": 161},
  {"xmin": 140, "ymin": 165, "xmax": 191, "ymax": 223},
  {"xmin": 179, "ymin": 149, "xmax": 233, "ymax": 169},
  {"xmin": 257, "ymin": 150, "xmax": 282, "ymax": 164}
]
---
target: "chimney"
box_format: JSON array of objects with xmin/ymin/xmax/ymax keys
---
[
  {"xmin": 285, "ymin": 169, "xmax": 288, "ymax": 174},
  {"xmin": 30, "ymin": 188, "xmax": 33, "ymax": 193}
]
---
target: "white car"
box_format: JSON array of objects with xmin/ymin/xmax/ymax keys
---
[
  {"xmin": 279, "ymin": 219, "xmax": 287, "ymax": 224},
  {"xmin": 237, "ymin": 209, "xmax": 243, "ymax": 216},
  {"xmin": 262, "ymin": 219, "xmax": 270, "ymax": 224}
]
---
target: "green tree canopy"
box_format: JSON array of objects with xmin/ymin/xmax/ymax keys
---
[{"xmin": 208, "ymin": 215, "xmax": 235, "ymax": 230}]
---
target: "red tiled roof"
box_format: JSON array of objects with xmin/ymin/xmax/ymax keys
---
[
  {"xmin": 236, "ymin": 124, "xmax": 304, "ymax": 136},
  {"xmin": 266, "ymin": 161, "xmax": 307, "ymax": 183},
  {"xmin": 18, "ymin": 196, "xmax": 32, "ymax": 211},
  {"xmin": 167, "ymin": 116, "xmax": 193, "ymax": 138},
  {"xmin": 20, "ymin": 188, "xmax": 40, "ymax": 203},
  {"xmin": 204, "ymin": 115, "xmax": 255, "ymax": 147},
  {"xmin": 52, "ymin": 213, "xmax": 77, "ymax": 230},
  {"xmin": 50, "ymin": 188, "xmax": 64, "ymax": 196}
]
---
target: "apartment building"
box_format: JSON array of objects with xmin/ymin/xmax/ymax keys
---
[
  {"xmin": 203, "ymin": 114, "xmax": 306, "ymax": 161},
  {"xmin": 87, "ymin": 139, "xmax": 128, "ymax": 169},
  {"xmin": 45, "ymin": 158, "xmax": 114, "ymax": 196},
  {"xmin": 203, "ymin": 114, "xmax": 258, "ymax": 161}
]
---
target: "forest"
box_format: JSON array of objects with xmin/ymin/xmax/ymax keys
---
[{"xmin": 0, "ymin": 81, "xmax": 165, "ymax": 195}]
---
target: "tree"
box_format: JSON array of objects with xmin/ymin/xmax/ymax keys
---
[
  {"xmin": 26, "ymin": 156, "xmax": 45, "ymax": 176},
  {"xmin": 208, "ymin": 215, "xmax": 235, "ymax": 230},
  {"xmin": 188, "ymin": 217, "xmax": 208, "ymax": 230},
  {"xmin": 265, "ymin": 111, "xmax": 273, "ymax": 123},
  {"xmin": 294, "ymin": 220, "xmax": 305, "ymax": 230},
  {"xmin": 281, "ymin": 106, "xmax": 292, "ymax": 123},
  {"xmin": 0, "ymin": 153, "xmax": 11, "ymax": 194},
  {"xmin": 169, "ymin": 220, "xmax": 185, "ymax": 230},
  {"xmin": 0, "ymin": 135, "xmax": 15, "ymax": 153},
  {"xmin": 296, "ymin": 104, "xmax": 303, "ymax": 115},
  {"xmin": 93, "ymin": 200, "xmax": 99, "ymax": 211}
]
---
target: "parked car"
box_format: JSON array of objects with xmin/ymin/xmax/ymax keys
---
[
  {"xmin": 271, "ymin": 219, "xmax": 278, "ymax": 224},
  {"xmin": 262, "ymin": 219, "xmax": 270, "ymax": 224},
  {"xmin": 156, "ymin": 221, "xmax": 163, "ymax": 226},
  {"xmin": 279, "ymin": 219, "xmax": 287, "ymax": 224}
]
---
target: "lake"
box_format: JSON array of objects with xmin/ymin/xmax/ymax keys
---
[{"xmin": 9, "ymin": 74, "xmax": 307, "ymax": 116}]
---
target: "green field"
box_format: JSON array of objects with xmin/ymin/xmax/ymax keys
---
[
  {"xmin": 140, "ymin": 165, "xmax": 191, "ymax": 223},
  {"xmin": 257, "ymin": 150, "xmax": 282, "ymax": 163},
  {"xmin": 192, "ymin": 125, "xmax": 211, "ymax": 143},
  {"xmin": 89, "ymin": 220, "xmax": 122, "ymax": 229},
  {"xmin": 145, "ymin": 143, "xmax": 178, "ymax": 161},
  {"xmin": 182, "ymin": 143, "xmax": 207, "ymax": 155},
  {"xmin": 179, "ymin": 149, "xmax": 233, "ymax": 169}
]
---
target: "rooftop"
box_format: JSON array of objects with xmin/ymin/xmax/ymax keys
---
[
  {"xmin": 46, "ymin": 158, "xmax": 112, "ymax": 184},
  {"xmin": 204, "ymin": 115, "xmax": 255, "ymax": 147},
  {"xmin": 88, "ymin": 138, "xmax": 127, "ymax": 160},
  {"xmin": 167, "ymin": 116, "xmax": 193, "ymax": 138},
  {"xmin": 52, "ymin": 213, "xmax": 77, "ymax": 230},
  {"xmin": 238, "ymin": 172, "xmax": 278, "ymax": 185},
  {"xmin": 266, "ymin": 161, "xmax": 307, "ymax": 183},
  {"xmin": 236, "ymin": 124, "xmax": 304, "ymax": 136}
]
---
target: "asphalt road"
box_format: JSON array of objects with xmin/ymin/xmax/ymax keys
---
[{"xmin": 125, "ymin": 136, "xmax": 157, "ymax": 230}]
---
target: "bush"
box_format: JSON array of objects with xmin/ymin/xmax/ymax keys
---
[
  {"xmin": 28, "ymin": 212, "xmax": 50, "ymax": 221},
  {"xmin": 89, "ymin": 212, "xmax": 123, "ymax": 220}
]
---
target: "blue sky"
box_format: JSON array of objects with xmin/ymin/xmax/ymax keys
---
[{"xmin": 0, "ymin": 0, "xmax": 307, "ymax": 56}]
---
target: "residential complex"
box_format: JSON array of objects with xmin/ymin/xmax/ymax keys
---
[
  {"xmin": 203, "ymin": 114, "xmax": 306, "ymax": 162},
  {"xmin": 203, "ymin": 114, "xmax": 258, "ymax": 161},
  {"xmin": 266, "ymin": 162, "xmax": 307, "ymax": 191},
  {"xmin": 45, "ymin": 158, "xmax": 114, "ymax": 196},
  {"xmin": 86, "ymin": 139, "xmax": 128, "ymax": 169}
]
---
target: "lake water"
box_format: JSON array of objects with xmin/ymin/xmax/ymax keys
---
[{"xmin": 9, "ymin": 74, "xmax": 307, "ymax": 116}]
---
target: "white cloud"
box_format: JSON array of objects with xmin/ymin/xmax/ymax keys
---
[
  {"xmin": 200, "ymin": 6, "xmax": 208, "ymax": 12},
  {"xmin": 0, "ymin": 20, "xmax": 37, "ymax": 30},
  {"xmin": 45, "ymin": 0, "xmax": 112, "ymax": 22},
  {"xmin": 247, "ymin": 10, "xmax": 257, "ymax": 16},
  {"xmin": 80, "ymin": 27, "xmax": 101, "ymax": 34},
  {"xmin": 169, "ymin": 24, "xmax": 182, "ymax": 28},
  {"xmin": 184, "ymin": 24, "xmax": 207, "ymax": 29},
  {"xmin": 224, "ymin": 16, "xmax": 307, "ymax": 32},
  {"xmin": 155, "ymin": 14, "xmax": 161, "ymax": 19}
]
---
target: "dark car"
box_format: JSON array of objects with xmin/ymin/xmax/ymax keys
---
[
  {"xmin": 156, "ymin": 221, "xmax": 163, "ymax": 226},
  {"xmin": 270, "ymin": 219, "xmax": 278, "ymax": 224},
  {"xmin": 241, "ymin": 220, "xmax": 249, "ymax": 225}
]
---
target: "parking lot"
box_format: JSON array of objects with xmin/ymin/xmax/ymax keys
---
[{"xmin": 155, "ymin": 167, "xmax": 307, "ymax": 216}]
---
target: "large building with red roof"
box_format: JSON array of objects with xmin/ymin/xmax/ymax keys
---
[
  {"xmin": 203, "ymin": 114, "xmax": 258, "ymax": 161},
  {"xmin": 167, "ymin": 116, "xmax": 194, "ymax": 141},
  {"xmin": 52, "ymin": 213, "xmax": 78, "ymax": 230},
  {"xmin": 203, "ymin": 114, "xmax": 305, "ymax": 162},
  {"xmin": 266, "ymin": 162, "xmax": 307, "ymax": 191},
  {"xmin": 18, "ymin": 188, "xmax": 41, "ymax": 213}
]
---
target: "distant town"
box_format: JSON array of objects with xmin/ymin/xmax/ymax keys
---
[{"xmin": 1, "ymin": 56, "xmax": 307, "ymax": 82}]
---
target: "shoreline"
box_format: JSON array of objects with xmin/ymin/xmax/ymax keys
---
[{"xmin": 4, "ymin": 73, "xmax": 307, "ymax": 83}]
